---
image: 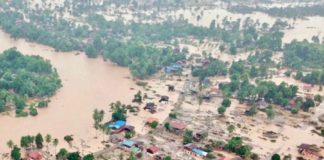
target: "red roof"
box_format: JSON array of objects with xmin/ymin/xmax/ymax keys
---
[
  {"xmin": 147, "ymin": 146, "xmax": 160, "ymax": 154},
  {"xmin": 303, "ymin": 84, "xmax": 312, "ymax": 90},
  {"xmin": 27, "ymin": 151, "xmax": 42, "ymax": 160},
  {"xmin": 171, "ymin": 121, "xmax": 186, "ymax": 130},
  {"xmin": 289, "ymin": 99, "xmax": 296, "ymax": 106}
]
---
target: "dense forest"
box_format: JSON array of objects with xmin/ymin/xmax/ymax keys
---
[
  {"xmin": 228, "ymin": 4, "xmax": 324, "ymax": 18},
  {"xmin": 283, "ymin": 40, "xmax": 324, "ymax": 69},
  {"xmin": 0, "ymin": 48, "xmax": 61, "ymax": 115}
]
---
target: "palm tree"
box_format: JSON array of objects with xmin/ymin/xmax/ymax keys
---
[
  {"xmin": 45, "ymin": 134, "xmax": 52, "ymax": 153},
  {"xmin": 99, "ymin": 124, "xmax": 111, "ymax": 142},
  {"xmin": 7, "ymin": 140, "xmax": 14, "ymax": 149},
  {"xmin": 53, "ymin": 138, "xmax": 59, "ymax": 155},
  {"xmin": 92, "ymin": 109, "xmax": 105, "ymax": 130}
]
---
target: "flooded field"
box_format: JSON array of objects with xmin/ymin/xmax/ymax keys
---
[{"xmin": 0, "ymin": 30, "xmax": 137, "ymax": 154}]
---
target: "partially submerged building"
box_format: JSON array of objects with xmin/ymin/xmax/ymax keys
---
[{"xmin": 183, "ymin": 143, "xmax": 207, "ymax": 158}]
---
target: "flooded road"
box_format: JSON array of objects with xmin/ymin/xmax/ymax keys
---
[{"xmin": 0, "ymin": 30, "xmax": 137, "ymax": 154}]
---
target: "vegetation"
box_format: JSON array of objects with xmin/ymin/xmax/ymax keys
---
[
  {"xmin": 10, "ymin": 146, "xmax": 21, "ymax": 160},
  {"xmin": 192, "ymin": 58, "xmax": 227, "ymax": 79},
  {"xmin": 271, "ymin": 153, "xmax": 281, "ymax": 160},
  {"xmin": 229, "ymin": 5, "xmax": 324, "ymax": 18},
  {"xmin": 283, "ymin": 40, "xmax": 324, "ymax": 69},
  {"xmin": 224, "ymin": 137, "xmax": 253, "ymax": 158},
  {"xmin": 110, "ymin": 101, "xmax": 127, "ymax": 121},
  {"xmin": 183, "ymin": 129, "xmax": 193, "ymax": 144},
  {"xmin": 93, "ymin": 109, "xmax": 105, "ymax": 130},
  {"xmin": 35, "ymin": 133, "xmax": 44, "ymax": 149},
  {"xmin": 0, "ymin": 48, "xmax": 61, "ymax": 114}
]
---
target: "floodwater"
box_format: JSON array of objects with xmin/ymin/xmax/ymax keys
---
[{"xmin": 0, "ymin": 30, "xmax": 137, "ymax": 154}]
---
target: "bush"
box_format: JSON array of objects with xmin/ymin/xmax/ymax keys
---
[
  {"xmin": 125, "ymin": 132, "xmax": 133, "ymax": 139},
  {"xmin": 150, "ymin": 121, "xmax": 159, "ymax": 129},
  {"xmin": 29, "ymin": 107, "xmax": 38, "ymax": 116},
  {"xmin": 291, "ymin": 108, "xmax": 298, "ymax": 114},
  {"xmin": 222, "ymin": 98, "xmax": 231, "ymax": 108},
  {"xmin": 38, "ymin": 100, "xmax": 49, "ymax": 108},
  {"xmin": 164, "ymin": 122, "xmax": 171, "ymax": 130},
  {"xmin": 169, "ymin": 113, "xmax": 177, "ymax": 119},
  {"xmin": 15, "ymin": 110, "xmax": 28, "ymax": 117}
]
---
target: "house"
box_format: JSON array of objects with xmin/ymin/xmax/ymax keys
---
[
  {"xmin": 208, "ymin": 87, "xmax": 220, "ymax": 96},
  {"xmin": 144, "ymin": 104, "xmax": 157, "ymax": 113},
  {"xmin": 303, "ymin": 84, "xmax": 312, "ymax": 92},
  {"xmin": 298, "ymin": 144, "xmax": 321, "ymax": 158},
  {"xmin": 26, "ymin": 151, "xmax": 42, "ymax": 160},
  {"xmin": 108, "ymin": 120, "xmax": 126, "ymax": 129},
  {"xmin": 147, "ymin": 146, "xmax": 160, "ymax": 154},
  {"xmin": 164, "ymin": 63, "xmax": 182, "ymax": 73},
  {"xmin": 257, "ymin": 99, "xmax": 269, "ymax": 110},
  {"xmin": 193, "ymin": 131, "xmax": 208, "ymax": 142},
  {"xmin": 154, "ymin": 154, "xmax": 167, "ymax": 160},
  {"xmin": 231, "ymin": 157, "xmax": 243, "ymax": 160},
  {"xmin": 110, "ymin": 134, "xmax": 124, "ymax": 143},
  {"xmin": 170, "ymin": 121, "xmax": 186, "ymax": 133},
  {"xmin": 121, "ymin": 140, "xmax": 135, "ymax": 148},
  {"xmin": 184, "ymin": 144, "xmax": 207, "ymax": 158},
  {"xmin": 114, "ymin": 125, "xmax": 135, "ymax": 134}
]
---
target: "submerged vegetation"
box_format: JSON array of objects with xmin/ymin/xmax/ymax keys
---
[
  {"xmin": 0, "ymin": 48, "xmax": 61, "ymax": 115},
  {"xmin": 228, "ymin": 4, "xmax": 324, "ymax": 18}
]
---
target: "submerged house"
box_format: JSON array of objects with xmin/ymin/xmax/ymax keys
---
[
  {"xmin": 144, "ymin": 103, "xmax": 157, "ymax": 113},
  {"xmin": 146, "ymin": 146, "xmax": 160, "ymax": 155},
  {"xmin": 108, "ymin": 120, "xmax": 126, "ymax": 129},
  {"xmin": 297, "ymin": 144, "xmax": 321, "ymax": 158},
  {"xmin": 120, "ymin": 140, "xmax": 143, "ymax": 154},
  {"xmin": 170, "ymin": 121, "xmax": 186, "ymax": 134},
  {"xmin": 184, "ymin": 143, "xmax": 207, "ymax": 158},
  {"xmin": 164, "ymin": 63, "xmax": 182, "ymax": 73},
  {"xmin": 303, "ymin": 84, "xmax": 312, "ymax": 92},
  {"xmin": 26, "ymin": 150, "xmax": 43, "ymax": 160}
]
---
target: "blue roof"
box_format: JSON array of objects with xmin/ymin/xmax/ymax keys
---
[
  {"xmin": 122, "ymin": 140, "xmax": 134, "ymax": 147},
  {"xmin": 192, "ymin": 148, "xmax": 207, "ymax": 156},
  {"xmin": 108, "ymin": 120, "xmax": 126, "ymax": 129}
]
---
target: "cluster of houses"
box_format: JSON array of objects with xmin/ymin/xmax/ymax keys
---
[{"xmin": 297, "ymin": 144, "xmax": 323, "ymax": 159}]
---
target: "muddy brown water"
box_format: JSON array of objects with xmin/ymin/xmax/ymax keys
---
[{"xmin": 0, "ymin": 30, "xmax": 137, "ymax": 153}]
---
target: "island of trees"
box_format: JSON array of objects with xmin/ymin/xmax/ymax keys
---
[{"xmin": 0, "ymin": 48, "xmax": 61, "ymax": 116}]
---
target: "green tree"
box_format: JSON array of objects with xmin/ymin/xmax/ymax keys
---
[
  {"xmin": 222, "ymin": 98, "xmax": 231, "ymax": 108},
  {"xmin": 64, "ymin": 135, "xmax": 74, "ymax": 145},
  {"xmin": 20, "ymin": 135, "xmax": 34, "ymax": 149},
  {"xmin": 10, "ymin": 146, "xmax": 21, "ymax": 160},
  {"xmin": 265, "ymin": 106, "xmax": 275, "ymax": 120},
  {"xmin": 35, "ymin": 133, "xmax": 44, "ymax": 149},
  {"xmin": 271, "ymin": 153, "xmax": 281, "ymax": 160},
  {"xmin": 67, "ymin": 152, "xmax": 82, "ymax": 160},
  {"xmin": 53, "ymin": 138, "xmax": 59, "ymax": 155},
  {"xmin": 227, "ymin": 124, "xmax": 235, "ymax": 134},
  {"xmin": 303, "ymin": 98, "xmax": 315, "ymax": 111},
  {"xmin": 56, "ymin": 148, "xmax": 68, "ymax": 160},
  {"xmin": 150, "ymin": 121, "xmax": 159, "ymax": 129},
  {"xmin": 93, "ymin": 109, "xmax": 105, "ymax": 130},
  {"xmin": 83, "ymin": 154, "xmax": 95, "ymax": 160},
  {"xmin": 111, "ymin": 101, "xmax": 127, "ymax": 121},
  {"xmin": 218, "ymin": 106, "xmax": 226, "ymax": 115},
  {"xmin": 183, "ymin": 129, "xmax": 193, "ymax": 144},
  {"xmin": 164, "ymin": 156, "xmax": 172, "ymax": 160},
  {"xmin": 164, "ymin": 122, "xmax": 171, "ymax": 130},
  {"xmin": 7, "ymin": 140, "xmax": 14, "ymax": 149},
  {"xmin": 229, "ymin": 43, "xmax": 237, "ymax": 55}
]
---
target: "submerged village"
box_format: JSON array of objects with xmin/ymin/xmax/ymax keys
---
[{"xmin": 0, "ymin": 0, "xmax": 324, "ymax": 160}]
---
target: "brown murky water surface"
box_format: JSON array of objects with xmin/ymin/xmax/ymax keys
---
[{"xmin": 0, "ymin": 30, "xmax": 136, "ymax": 153}]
